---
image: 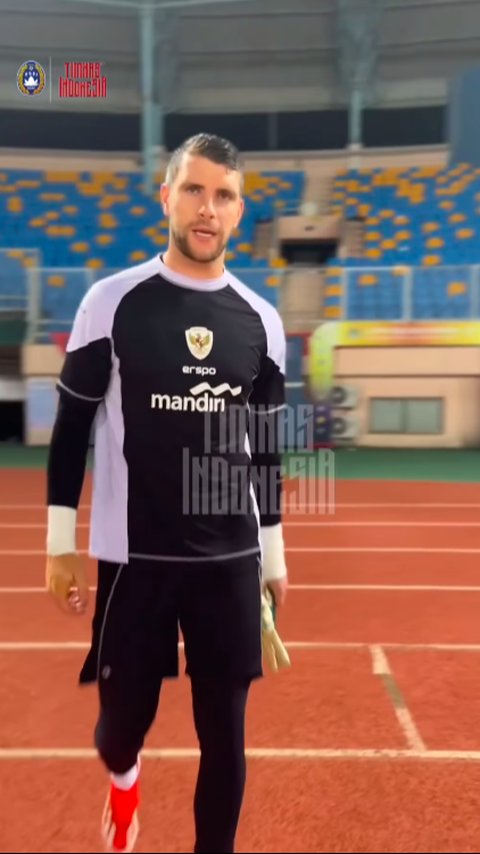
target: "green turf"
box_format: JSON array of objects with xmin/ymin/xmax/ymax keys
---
[
  {"xmin": 1, "ymin": 442, "xmax": 480, "ymax": 482},
  {"xmin": 284, "ymin": 448, "xmax": 480, "ymax": 482}
]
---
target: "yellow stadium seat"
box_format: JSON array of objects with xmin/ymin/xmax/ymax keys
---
[
  {"xmin": 45, "ymin": 172, "xmax": 79, "ymax": 183},
  {"xmin": 71, "ymin": 242, "xmax": 90, "ymax": 253},
  {"xmin": 426, "ymin": 237, "xmax": 444, "ymax": 249},
  {"xmin": 7, "ymin": 197, "xmax": 23, "ymax": 213},
  {"xmin": 359, "ymin": 275, "xmax": 378, "ymax": 286},
  {"xmin": 448, "ymin": 282, "xmax": 467, "ymax": 296},
  {"xmin": 456, "ymin": 228, "xmax": 474, "ymax": 239},
  {"xmin": 129, "ymin": 251, "xmax": 148, "ymax": 263},
  {"xmin": 265, "ymin": 275, "xmax": 281, "ymax": 287},
  {"xmin": 324, "ymin": 285, "xmax": 343, "ymax": 297},
  {"xmin": 40, "ymin": 192, "xmax": 66, "ymax": 202},
  {"xmin": 381, "ymin": 239, "xmax": 397, "ymax": 250},
  {"xmin": 48, "ymin": 275, "xmax": 65, "ymax": 287},
  {"xmin": 95, "ymin": 234, "xmax": 115, "ymax": 246},
  {"xmin": 324, "ymin": 306, "xmax": 342, "ymax": 319},
  {"xmin": 357, "ymin": 204, "xmax": 371, "ymax": 217},
  {"xmin": 152, "ymin": 234, "xmax": 168, "ymax": 246},
  {"xmin": 99, "ymin": 213, "xmax": 118, "ymax": 229},
  {"xmin": 423, "ymin": 254, "xmax": 442, "ymax": 266}
]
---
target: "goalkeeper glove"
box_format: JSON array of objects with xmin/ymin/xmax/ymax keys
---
[{"xmin": 261, "ymin": 587, "xmax": 291, "ymax": 672}]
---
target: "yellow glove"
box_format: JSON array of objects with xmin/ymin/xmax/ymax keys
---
[{"xmin": 261, "ymin": 587, "xmax": 291, "ymax": 672}]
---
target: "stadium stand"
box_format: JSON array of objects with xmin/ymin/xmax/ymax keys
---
[
  {"xmin": 324, "ymin": 164, "xmax": 480, "ymax": 321},
  {"xmin": 0, "ymin": 168, "xmax": 304, "ymax": 339}
]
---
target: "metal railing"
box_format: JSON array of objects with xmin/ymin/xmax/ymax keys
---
[
  {"xmin": 0, "ymin": 252, "xmax": 287, "ymax": 343},
  {"xmin": 338, "ymin": 264, "xmax": 480, "ymax": 320}
]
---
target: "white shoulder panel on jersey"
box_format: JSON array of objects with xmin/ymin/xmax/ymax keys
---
[
  {"xmin": 226, "ymin": 273, "xmax": 286, "ymax": 375},
  {"xmin": 66, "ymin": 256, "xmax": 161, "ymax": 353}
]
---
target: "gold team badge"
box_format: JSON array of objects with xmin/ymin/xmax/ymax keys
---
[{"xmin": 185, "ymin": 327, "xmax": 213, "ymax": 360}]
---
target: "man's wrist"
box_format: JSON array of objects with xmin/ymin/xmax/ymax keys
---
[
  {"xmin": 46, "ymin": 506, "xmax": 77, "ymax": 556},
  {"xmin": 260, "ymin": 522, "xmax": 287, "ymax": 582}
]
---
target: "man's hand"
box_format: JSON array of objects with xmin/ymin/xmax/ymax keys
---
[
  {"xmin": 266, "ymin": 576, "xmax": 288, "ymax": 609},
  {"xmin": 46, "ymin": 553, "xmax": 89, "ymax": 616}
]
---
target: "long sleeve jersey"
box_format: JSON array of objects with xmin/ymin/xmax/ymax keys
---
[{"xmin": 47, "ymin": 254, "xmax": 286, "ymax": 565}]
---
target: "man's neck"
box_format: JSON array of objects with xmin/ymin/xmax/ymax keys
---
[{"xmin": 162, "ymin": 245, "xmax": 224, "ymax": 280}]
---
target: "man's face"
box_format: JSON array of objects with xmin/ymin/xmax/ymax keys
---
[{"xmin": 161, "ymin": 153, "xmax": 244, "ymax": 265}]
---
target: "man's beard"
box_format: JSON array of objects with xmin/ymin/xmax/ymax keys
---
[{"xmin": 172, "ymin": 226, "xmax": 227, "ymax": 264}]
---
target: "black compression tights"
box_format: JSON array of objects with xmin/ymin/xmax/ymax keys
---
[
  {"xmin": 191, "ymin": 676, "xmax": 251, "ymax": 854},
  {"xmin": 96, "ymin": 675, "xmax": 252, "ymax": 854}
]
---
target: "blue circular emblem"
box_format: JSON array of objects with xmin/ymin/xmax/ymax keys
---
[{"xmin": 17, "ymin": 61, "xmax": 46, "ymax": 96}]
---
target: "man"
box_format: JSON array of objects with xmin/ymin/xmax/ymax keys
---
[{"xmin": 45, "ymin": 133, "xmax": 289, "ymax": 854}]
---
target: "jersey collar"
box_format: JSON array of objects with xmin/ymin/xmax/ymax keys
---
[{"xmin": 156, "ymin": 254, "xmax": 229, "ymax": 292}]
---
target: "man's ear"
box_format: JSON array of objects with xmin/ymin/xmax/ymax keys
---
[
  {"xmin": 160, "ymin": 182, "xmax": 170, "ymax": 217},
  {"xmin": 235, "ymin": 196, "xmax": 245, "ymax": 227}
]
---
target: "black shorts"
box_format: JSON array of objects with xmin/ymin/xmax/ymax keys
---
[{"xmin": 79, "ymin": 552, "xmax": 263, "ymax": 685}]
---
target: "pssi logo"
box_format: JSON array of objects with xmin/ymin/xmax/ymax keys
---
[{"xmin": 17, "ymin": 61, "xmax": 46, "ymax": 96}]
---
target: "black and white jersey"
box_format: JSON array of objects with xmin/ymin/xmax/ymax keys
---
[{"xmin": 54, "ymin": 254, "xmax": 286, "ymax": 565}]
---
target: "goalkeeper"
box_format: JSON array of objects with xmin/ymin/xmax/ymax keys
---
[{"xmin": 45, "ymin": 133, "xmax": 289, "ymax": 854}]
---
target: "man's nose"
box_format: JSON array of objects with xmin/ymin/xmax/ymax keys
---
[{"xmin": 198, "ymin": 196, "xmax": 216, "ymax": 217}]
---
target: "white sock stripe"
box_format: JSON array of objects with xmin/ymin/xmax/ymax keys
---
[{"xmin": 111, "ymin": 761, "xmax": 140, "ymax": 790}]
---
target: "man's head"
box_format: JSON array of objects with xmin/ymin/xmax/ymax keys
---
[{"xmin": 160, "ymin": 133, "xmax": 244, "ymax": 268}]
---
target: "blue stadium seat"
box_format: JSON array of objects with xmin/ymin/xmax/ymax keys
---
[{"xmin": 0, "ymin": 167, "xmax": 304, "ymax": 330}]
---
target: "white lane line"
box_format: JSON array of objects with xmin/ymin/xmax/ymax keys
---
[
  {"xmin": 285, "ymin": 548, "xmax": 480, "ymax": 554},
  {"xmin": 4, "ymin": 547, "xmax": 480, "ymax": 556},
  {"xmin": 1, "ymin": 747, "xmax": 480, "ymax": 761},
  {"xmin": 370, "ymin": 644, "xmax": 391, "ymax": 675},
  {"xmin": 2, "ymin": 584, "xmax": 480, "ymax": 593},
  {"xmin": 4, "ymin": 521, "xmax": 480, "ymax": 529},
  {"xmin": 2, "ymin": 502, "xmax": 480, "ymax": 510},
  {"xmin": 285, "ymin": 521, "xmax": 480, "ymax": 527},
  {"xmin": 1, "ymin": 640, "xmax": 480, "ymax": 652},
  {"xmin": 370, "ymin": 644, "xmax": 426, "ymax": 752}
]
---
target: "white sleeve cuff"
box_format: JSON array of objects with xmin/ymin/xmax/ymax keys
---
[
  {"xmin": 46, "ymin": 506, "xmax": 77, "ymax": 556},
  {"xmin": 259, "ymin": 522, "xmax": 287, "ymax": 582}
]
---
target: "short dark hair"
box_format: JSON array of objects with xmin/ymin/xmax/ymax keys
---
[{"xmin": 165, "ymin": 133, "xmax": 243, "ymax": 190}]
